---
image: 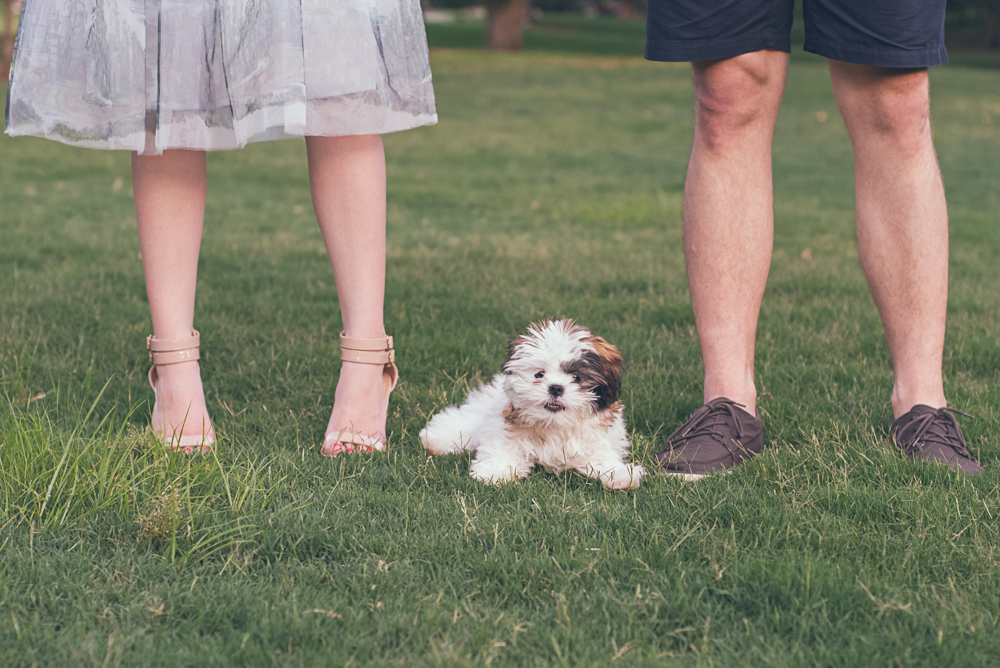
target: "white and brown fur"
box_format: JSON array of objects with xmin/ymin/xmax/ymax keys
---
[{"xmin": 419, "ymin": 320, "xmax": 644, "ymax": 490}]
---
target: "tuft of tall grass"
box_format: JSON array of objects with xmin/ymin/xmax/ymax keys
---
[{"xmin": 0, "ymin": 384, "xmax": 278, "ymax": 565}]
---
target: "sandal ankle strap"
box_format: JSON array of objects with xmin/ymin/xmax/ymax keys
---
[
  {"xmin": 339, "ymin": 331, "xmax": 394, "ymax": 365},
  {"xmin": 147, "ymin": 330, "xmax": 201, "ymax": 366}
]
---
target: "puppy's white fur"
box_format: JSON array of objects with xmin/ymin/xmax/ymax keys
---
[{"xmin": 419, "ymin": 320, "xmax": 644, "ymax": 489}]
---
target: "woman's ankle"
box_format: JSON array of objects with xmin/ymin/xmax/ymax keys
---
[
  {"xmin": 151, "ymin": 361, "xmax": 211, "ymax": 424},
  {"xmin": 327, "ymin": 365, "xmax": 386, "ymax": 431}
]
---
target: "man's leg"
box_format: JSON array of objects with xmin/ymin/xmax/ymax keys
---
[
  {"xmin": 828, "ymin": 63, "xmax": 947, "ymax": 418},
  {"xmin": 656, "ymin": 50, "xmax": 786, "ymax": 478},
  {"xmin": 685, "ymin": 50, "xmax": 789, "ymax": 414}
]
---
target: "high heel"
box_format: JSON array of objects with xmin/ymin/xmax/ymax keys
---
[
  {"xmin": 322, "ymin": 332, "xmax": 398, "ymax": 456},
  {"xmin": 147, "ymin": 330, "xmax": 215, "ymax": 453}
]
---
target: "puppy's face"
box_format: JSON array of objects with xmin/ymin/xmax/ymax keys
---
[{"xmin": 503, "ymin": 320, "xmax": 624, "ymax": 426}]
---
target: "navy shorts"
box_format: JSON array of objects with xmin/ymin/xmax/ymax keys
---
[{"xmin": 645, "ymin": 0, "xmax": 948, "ymax": 68}]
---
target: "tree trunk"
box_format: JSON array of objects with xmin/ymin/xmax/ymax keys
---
[
  {"xmin": 487, "ymin": 0, "xmax": 528, "ymax": 52},
  {"xmin": 2, "ymin": 0, "xmax": 14, "ymax": 80}
]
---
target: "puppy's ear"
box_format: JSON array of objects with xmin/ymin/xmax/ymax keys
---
[
  {"xmin": 503, "ymin": 336, "xmax": 529, "ymax": 375},
  {"xmin": 582, "ymin": 336, "xmax": 625, "ymax": 411}
]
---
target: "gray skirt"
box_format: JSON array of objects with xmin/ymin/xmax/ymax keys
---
[{"xmin": 4, "ymin": 0, "xmax": 438, "ymax": 154}]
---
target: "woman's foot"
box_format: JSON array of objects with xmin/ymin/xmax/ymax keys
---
[
  {"xmin": 150, "ymin": 359, "xmax": 215, "ymax": 452},
  {"xmin": 322, "ymin": 360, "xmax": 388, "ymax": 455}
]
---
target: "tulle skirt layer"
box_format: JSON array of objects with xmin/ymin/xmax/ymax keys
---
[{"xmin": 4, "ymin": 0, "xmax": 438, "ymax": 154}]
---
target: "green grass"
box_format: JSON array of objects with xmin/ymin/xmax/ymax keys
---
[{"xmin": 3, "ymin": 32, "xmax": 1000, "ymax": 668}]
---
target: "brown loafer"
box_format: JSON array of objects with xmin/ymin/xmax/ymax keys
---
[
  {"xmin": 891, "ymin": 405, "xmax": 984, "ymax": 475},
  {"xmin": 656, "ymin": 398, "xmax": 764, "ymax": 480}
]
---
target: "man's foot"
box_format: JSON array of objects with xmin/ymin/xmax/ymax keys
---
[
  {"xmin": 322, "ymin": 361, "xmax": 387, "ymax": 456},
  {"xmin": 656, "ymin": 397, "xmax": 764, "ymax": 480},
  {"xmin": 890, "ymin": 405, "xmax": 984, "ymax": 474}
]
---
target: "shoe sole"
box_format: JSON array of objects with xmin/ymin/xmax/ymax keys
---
[{"xmin": 661, "ymin": 469, "xmax": 731, "ymax": 481}]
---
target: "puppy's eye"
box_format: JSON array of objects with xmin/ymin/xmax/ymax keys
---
[
  {"xmin": 571, "ymin": 373, "xmax": 581, "ymax": 383},
  {"xmin": 534, "ymin": 371, "xmax": 544, "ymax": 379}
]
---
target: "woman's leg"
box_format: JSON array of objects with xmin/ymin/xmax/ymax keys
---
[
  {"xmin": 305, "ymin": 135, "xmax": 389, "ymax": 450},
  {"xmin": 132, "ymin": 149, "xmax": 214, "ymax": 442}
]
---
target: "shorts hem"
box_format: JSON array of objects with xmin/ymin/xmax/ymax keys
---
[
  {"xmin": 803, "ymin": 37, "xmax": 948, "ymax": 68},
  {"xmin": 645, "ymin": 32, "xmax": 792, "ymax": 63}
]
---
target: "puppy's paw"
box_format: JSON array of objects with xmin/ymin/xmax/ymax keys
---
[
  {"xmin": 470, "ymin": 470, "xmax": 515, "ymax": 486},
  {"xmin": 470, "ymin": 459, "xmax": 528, "ymax": 486},
  {"xmin": 419, "ymin": 425, "xmax": 465, "ymax": 455},
  {"xmin": 600, "ymin": 463, "xmax": 645, "ymax": 490},
  {"xmin": 418, "ymin": 426, "xmax": 439, "ymax": 453}
]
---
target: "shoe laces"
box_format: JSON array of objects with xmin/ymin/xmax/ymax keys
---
[
  {"xmin": 666, "ymin": 398, "xmax": 747, "ymax": 457},
  {"xmin": 902, "ymin": 407, "xmax": 974, "ymax": 459}
]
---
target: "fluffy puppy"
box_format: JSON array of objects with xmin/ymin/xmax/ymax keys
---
[{"xmin": 419, "ymin": 320, "xmax": 645, "ymax": 489}]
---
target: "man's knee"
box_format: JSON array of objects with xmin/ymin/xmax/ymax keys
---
[
  {"xmin": 872, "ymin": 79, "xmax": 931, "ymax": 156},
  {"xmin": 692, "ymin": 51, "xmax": 786, "ymax": 154},
  {"xmin": 838, "ymin": 67, "xmax": 932, "ymax": 157}
]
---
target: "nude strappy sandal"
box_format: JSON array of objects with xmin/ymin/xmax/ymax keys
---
[
  {"xmin": 146, "ymin": 330, "xmax": 215, "ymax": 453},
  {"xmin": 321, "ymin": 332, "xmax": 398, "ymax": 456}
]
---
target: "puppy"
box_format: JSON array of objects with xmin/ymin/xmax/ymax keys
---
[{"xmin": 419, "ymin": 319, "xmax": 645, "ymax": 489}]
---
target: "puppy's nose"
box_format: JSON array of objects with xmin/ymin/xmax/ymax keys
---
[{"xmin": 548, "ymin": 384, "xmax": 564, "ymax": 398}]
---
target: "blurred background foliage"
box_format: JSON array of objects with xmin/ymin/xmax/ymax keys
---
[
  {"xmin": 424, "ymin": 0, "xmax": 1000, "ymax": 52},
  {"xmin": 947, "ymin": 0, "xmax": 1000, "ymax": 49}
]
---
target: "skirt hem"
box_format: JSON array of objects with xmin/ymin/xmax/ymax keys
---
[{"xmin": 5, "ymin": 113, "xmax": 438, "ymax": 155}]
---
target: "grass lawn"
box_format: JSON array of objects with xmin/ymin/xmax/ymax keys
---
[{"xmin": 2, "ymin": 22, "xmax": 1000, "ymax": 668}]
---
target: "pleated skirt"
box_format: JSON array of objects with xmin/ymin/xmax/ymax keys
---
[{"xmin": 4, "ymin": 0, "xmax": 438, "ymax": 154}]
